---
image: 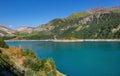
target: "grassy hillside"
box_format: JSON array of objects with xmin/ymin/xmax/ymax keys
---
[{"xmin": 58, "ymin": 12, "xmax": 120, "ymax": 39}]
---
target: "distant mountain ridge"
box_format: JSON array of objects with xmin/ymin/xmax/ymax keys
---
[
  {"xmin": 0, "ymin": 25, "xmax": 15, "ymax": 37},
  {"xmin": 0, "ymin": 6, "xmax": 120, "ymax": 40}
]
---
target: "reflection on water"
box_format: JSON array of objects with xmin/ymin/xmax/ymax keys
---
[{"xmin": 6, "ymin": 41, "xmax": 120, "ymax": 76}]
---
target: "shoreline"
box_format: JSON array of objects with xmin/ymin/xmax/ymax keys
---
[{"xmin": 5, "ymin": 39, "xmax": 120, "ymax": 42}]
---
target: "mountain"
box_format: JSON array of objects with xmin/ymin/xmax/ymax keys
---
[
  {"xmin": 0, "ymin": 25, "xmax": 15, "ymax": 37},
  {"xmin": 3, "ymin": 6, "xmax": 120, "ymax": 40},
  {"xmin": 17, "ymin": 26, "xmax": 34, "ymax": 33}
]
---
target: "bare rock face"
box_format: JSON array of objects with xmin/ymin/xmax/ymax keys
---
[
  {"xmin": 80, "ymin": 15, "xmax": 94, "ymax": 24},
  {"xmin": 111, "ymin": 6, "xmax": 120, "ymax": 10},
  {"xmin": 0, "ymin": 33, "xmax": 4, "ymax": 36},
  {"xmin": 17, "ymin": 27, "xmax": 34, "ymax": 33},
  {"xmin": 0, "ymin": 25, "xmax": 15, "ymax": 36},
  {"xmin": 112, "ymin": 24, "xmax": 120, "ymax": 33},
  {"xmin": 80, "ymin": 7, "xmax": 117, "ymax": 25}
]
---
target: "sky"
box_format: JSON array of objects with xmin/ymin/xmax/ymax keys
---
[{"xmin": 0, "ymin": 0, "xmax": 120, "ymax": 29}]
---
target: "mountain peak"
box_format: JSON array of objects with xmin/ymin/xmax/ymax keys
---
[{"xmin": 17, "ymin": 27, "xmax": 34, "ymax": 33}]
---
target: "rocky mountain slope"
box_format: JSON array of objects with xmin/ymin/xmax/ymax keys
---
[
  {"xmin": 17, "ymin": 27, "xmax": 34, "ymax": 33},
  {"xmin": 0, "ymin": 25, "xmax": 15, "ymax": 37}
]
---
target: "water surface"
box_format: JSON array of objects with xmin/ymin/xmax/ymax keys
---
[{"xmin": 6, "ymin": 41, "xmax": 120, "ymax": 76}]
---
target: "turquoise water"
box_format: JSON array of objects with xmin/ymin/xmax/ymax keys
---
[{"xmin": 6, "ymin": 41, "xmax": 120, "ymax": 76}]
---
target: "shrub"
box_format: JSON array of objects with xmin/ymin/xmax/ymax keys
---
[{"xmin": 0, "ymin": 38, "xmax": 9, "ymax": 48}]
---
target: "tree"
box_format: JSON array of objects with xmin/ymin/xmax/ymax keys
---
[{"xmin": 0, "ymin": 37, "xmax": 9, "ymax": 48}]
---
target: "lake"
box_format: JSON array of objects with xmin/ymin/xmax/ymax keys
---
[{"xmin": 6, "ymin": 41, "xmax": 120, "ymax": 76}]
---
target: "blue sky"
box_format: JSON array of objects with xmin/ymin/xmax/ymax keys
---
[{"xmin": 0, "ymin": 0, "xmax": 120, "ymax": 29}]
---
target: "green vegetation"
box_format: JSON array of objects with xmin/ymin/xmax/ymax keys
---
[
  {"xmin": 0, "ymin": 52, "xmax": 13, "ymax": 69},
  {"xmin": 3, "ymin": 36, "xmax": 16, "ymax": 40},
  {"xmin": 0, "ymin": 30, "xmax": 7, "ymax": 35},
  {"xmin": 58, "ymin": 12, "xmax": 120, "ymax": 39},
  {"xmin": 0, "ymin": 39, "xmax": 65, "ymax": 76},
  {"xmin": 23, "ymin": 49, "xmax": 58, "ymax": 76},
  {"xmin": 0, "ymin": 37, "xmax": 9, "ymax": 48},
  {"xmin": 67, "ymin": 12, "xmax": 89, "ymax": 20},
  {"xmin": 15, "ymin": 31, "xmax": 54, "ymax": 40}
]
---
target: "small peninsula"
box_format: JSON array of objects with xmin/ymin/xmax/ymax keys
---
[{"xmin": 0, "ymin": 38, "xmax": 65, "ymax": 76}]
